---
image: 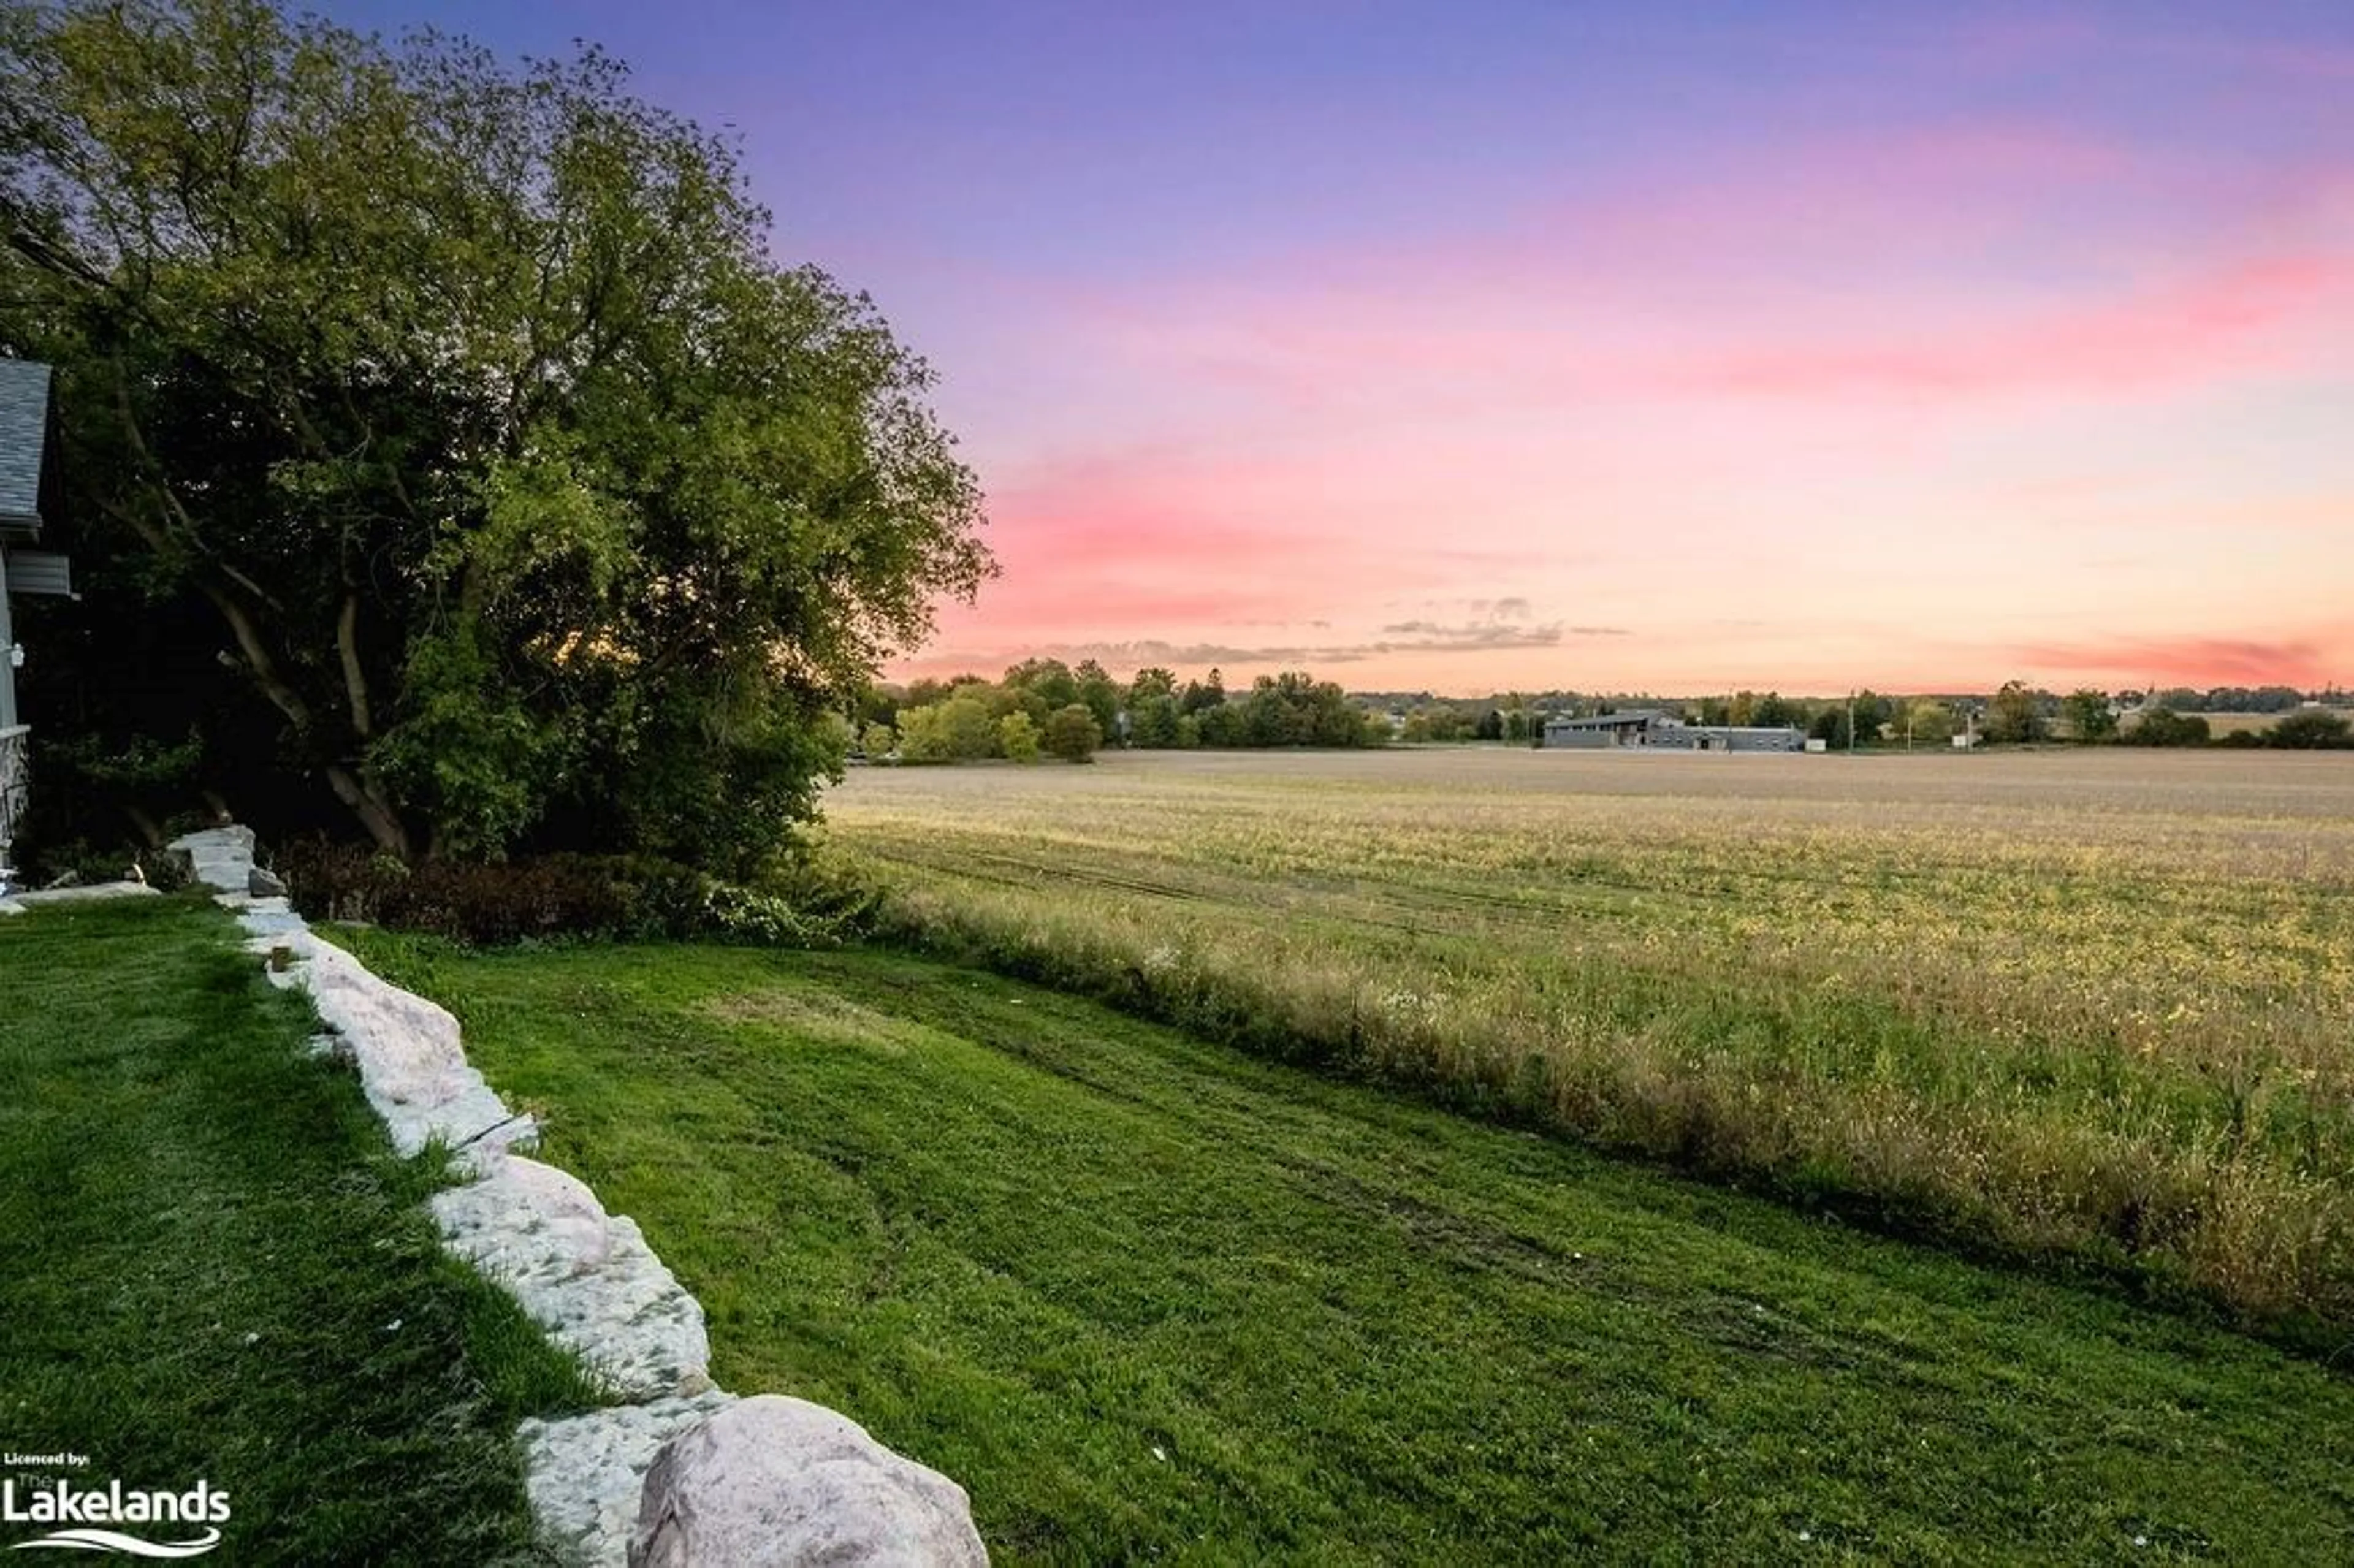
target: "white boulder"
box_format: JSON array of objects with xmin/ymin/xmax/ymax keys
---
[
  {"xmin": 248, "ymin": 926, "xmax": 530, "ymax": 1159},
  {"xmin": 521, "ymin": 1391, "xmax": 739, "ymax": 1567},
  {"xmin": 168, "ymin": 824, "xmax": 258, "ymax": 892},
  {"xmin": 628, "ymin": 1396, "xmax": 987, "ymax": 1567},
  {"xmin": 435, "ymin": 1152, "xmax": 714, "ymax": 1402}
]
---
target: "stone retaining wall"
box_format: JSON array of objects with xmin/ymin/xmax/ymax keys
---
[{"xmin": 169, "ymin": 828, "xmax": 988, "ymax": 1566}]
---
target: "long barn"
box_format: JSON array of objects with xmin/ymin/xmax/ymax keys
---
[{"xmin": 1541, "ymin": 711, "xmax": 1804, "ymax": 752}]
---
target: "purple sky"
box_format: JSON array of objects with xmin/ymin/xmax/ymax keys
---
[{"xmin": 326, "ymin": 1, "xmax": 2354, "ymax": 694}]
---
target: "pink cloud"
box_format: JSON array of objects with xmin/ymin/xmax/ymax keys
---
[
  {"xmin": 1067, "ymin": 118, "xmax": 2354, "ymax": 429},
  {"xmin": 886, "ymin": 83, "xmax": 2354, "ymax": 695},
  {"xmin": 2009, "ymin": 636, "xmax": 2343, "ymax": 688},
  {"xmin": 1678, "ymin": 253, "xmax": 2354, "ymax": 403}
]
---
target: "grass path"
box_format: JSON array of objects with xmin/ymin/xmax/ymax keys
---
[
  {"xmin": 0, "ymin": 899, "xmax": 592, "ymax": 1564},
  {"xmin": 341, "ymin": 931, "xmax": 2354, "ymax": 1564}
]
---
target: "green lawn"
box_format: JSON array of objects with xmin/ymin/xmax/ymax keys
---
[
  {"xmin": 339, "ymin": 931, "xmax": 2354, "ymax": 1564},
  {"xmin": 0, "ymin": 899, "xmax": 593, "ymax": 1564}
]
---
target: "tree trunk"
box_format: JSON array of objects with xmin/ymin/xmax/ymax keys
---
[{"xmin": 324, "ymin": 763, "xmax": 412, "ymax": 858}]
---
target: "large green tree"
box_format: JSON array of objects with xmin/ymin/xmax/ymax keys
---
[
  {"xmin": 0, "ymin": 0, "xmax": 989, "ymax": 871},
  {"xmin": 1986, "ymin": 681, "xmax": 2048, "ymax": 745},
  {"xmin": 2062, "ymin": 689, "xmax": 2117, "ymax": 742}
]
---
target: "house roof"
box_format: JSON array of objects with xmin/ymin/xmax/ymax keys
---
[
  {"xmin": 1544, "ymin": 709, "xmax": 1667, "ymax": 728},
  {"xmin": 0, "ymin": 359, "xmax": 55, "ymax": 533}
]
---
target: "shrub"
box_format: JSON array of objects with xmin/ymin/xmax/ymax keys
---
[
  {"xmin": 276, "ymin": 840, "xmax": 851, "ymax": 948},
  {"xmin": 2269, "ymin": 710, "xmax": 2352, "ymax": 750},
  {"xmin": 18, "ymin": 837, "xmax": 193, "ymax": 892},
  {"xmin": 999, "ymin": 712, "xmax": 1041, "ymax": 763},
  {"xmin": 2122, "ymin": 708, "xmax": 2210, "ymax": 747},
  {"xmin": 1043, "ymin": 704, "xmax": 1102, "ymax": 763}
]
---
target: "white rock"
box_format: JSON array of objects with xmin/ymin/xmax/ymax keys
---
[
  {"xmin": 522, "ymin": 1391, "xmax": 739, "ymax": 1568},
  {"xmin": 169, "ymin": 824, "xmax": 258, "ymax": 892},
  {"xmin": 628, "ymin": 1396, "xmax": 987, "ymax": 1568},
  {"xmin": 435, "ymin": 1152, "xmax": 712, "ymax": 1402},
  {"xmin": 247, "ymin": 927, "xmax": 532, "ymax": 1158}
]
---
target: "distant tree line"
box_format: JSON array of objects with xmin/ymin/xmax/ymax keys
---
[
  {"xmin": 2139, "ymin": 685, "xmax": 2312, "ymax": 714},
  {"xmin": 861, "ymin": 667, "xmax": 2353, "ymax": 765},
  {"xmin": 861, "ymin": 661, "xmax": 1387, "ymax": 763}
]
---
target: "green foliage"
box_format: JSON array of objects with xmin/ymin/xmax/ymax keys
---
[
  {"xmin": 1179, "ymin": 668, "xmax": 1226, "ymax": 715},
  {"xmin": 1125, "ymin": 692, "xmax": 1177, "ymax": 748},
  {"xmin": 2123, "ymin": 708, "xmax": 2211, "ymax": 747},
  {"xmin": 1042, "ymin": 703, "xmax": 1102, "ymax": 762},
  {"xmin": 1403, "ymin": 706, "xmax": 1470, "ymax": 743},
  {"xmin": 370, "ymin": 622, "xmax": 560, "ymax": 861},
  {"xmin": 1807, "ymin": 695, "xmax": 1892, "ymax": 748},
  {"xmin": 1236, "ymin": 671, "xmax": 1367, "ymax": 746},
  {"xmin": 1726, "ymin": 690, "xmax": 1797, "ymax": 727},
  {"xmin": 2269, "ymin": 709, "xmax": 2352, "ymax": 749},
  {"xmin": 1001, "ymin": 658, "xmax": 1080, "ymax": 713},
  {"xmin": 1, "ymin": 0, "xmax": 990, "ymax": 869},
  {"xmin": 1851, "ymin": 690, "xmax": 1892, "ymax": 740},
  {"xmin": 2063, "ymin": 689, "xmax": 2119, "ymax": 741},
  {"xmin": 1073, "ymin": 658, "xmax": 1121, "ymax": 738},
  {"xmin": 939, "ymin": 694, "xmax": 999, "ymax": 759},
  {"xmin": 278, "ymin": 838, "xmax": 849, "ymax": 946},
  {"xmin": 1903, "ymin": 698, "xmax": 1955, "ymax": 742},
  {"xmin": 894, "ymin": 704, "xmax": 951, "ymax": 764},
  {"xmin": 859, "ymin": 693, "xmax": 996, "ymax": 764},
  {"xmin": 1986, "ymin": 680, "xmax": 2049, "ymax": 744},
  {"xmin": 19, "ymin": 834, "xmax": 192, "ymax": 890},
  {"xmin": 859, "ymin": 720, "xmax": 897, "ymax": 759},
  {"xmin": 997, "ymin": 711, "xmax": 1040, "ymax": 763}
]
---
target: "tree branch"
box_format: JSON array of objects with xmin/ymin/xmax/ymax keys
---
[{"xmin": 337, "ymin": 589, "xmax": 374, "ymax": 738}]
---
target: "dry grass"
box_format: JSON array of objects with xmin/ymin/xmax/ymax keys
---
[
  {"xmin": 2190, "ymin": 711, "xmax": 2288, "ymax": 737},
  {"xmin": 821, "ymin": 747, "xmax": 2354, "ymax": 1332}
]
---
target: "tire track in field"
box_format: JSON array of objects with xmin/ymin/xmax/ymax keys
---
[{"xmin": 852, "ymin": 837, "xmax": 1663, "ymax": 942}]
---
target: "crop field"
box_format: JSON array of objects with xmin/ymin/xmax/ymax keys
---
[{"xmin": 822, "ymin": 747, "xmax": 2354, "ymax": 1331}]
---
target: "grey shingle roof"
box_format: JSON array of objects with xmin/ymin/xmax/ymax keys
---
[{"xmin": 0, "ymin": 359, "xmax": 55, "ymax": 530}]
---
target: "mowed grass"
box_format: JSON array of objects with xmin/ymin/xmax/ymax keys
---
[
  {"xmin": 0, "ymin": 899, "xmax": 595, "ymax": 1564},
  {"xmin": 332, "ymin": 931, "xmax": 2354, "ymax": 1563},
  {"xmin": 822, "ymin": 748, "xmax": 2354, "ymax": 1332}
]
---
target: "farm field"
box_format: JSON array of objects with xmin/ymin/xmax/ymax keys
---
[
  {"xmin": 823, "ymin": 748, "xmax": 2354, "ymax": 1331},
  {"xmin": 334, "ymin": 932, "xmax": 2354, "ymax": 1563}
]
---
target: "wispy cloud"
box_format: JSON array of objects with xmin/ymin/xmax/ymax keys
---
[
  {"xmin": 914, "ymin": 619, "xmax": 1632, "ymax": 679},
  {"xmin": 2008, "ymin": 635, "xmax": 2333, "ymax": 687},
  {"xmin": 882, "ymin": 19, "xmax": 2354, "ymax": 695}
]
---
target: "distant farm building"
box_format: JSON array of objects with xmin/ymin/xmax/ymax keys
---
[{"xmin": 1541, "ymin": 710, "xmax": 1804, "ymax": 753}]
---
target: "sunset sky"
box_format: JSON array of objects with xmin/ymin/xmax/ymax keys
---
[{"xmin": 337, "ymin": 1, "xmax": 2354, "ymax": 695}]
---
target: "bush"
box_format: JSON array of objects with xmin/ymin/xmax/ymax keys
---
[
  {"xmin": 998, "ymin": 712, "xmax": 1040, "ymax": 763},
  {"xmin": 1043, "ymin": 704, "xmax": 1102, "ymax": 763},
  {"xmin": 17, "ymin": 837, "xmax": 193, "ymax": 892},
  {"xmin": 276, "ymin": 840, "xmax": 853, "ymax": 948},
  {"xmin": 2122, "ymin": 708, "xmax": 2209, "ymax": 747},
  {"xmin": 2268, "ymin": 710, "xmax": 2352, "ymax": 750}
]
